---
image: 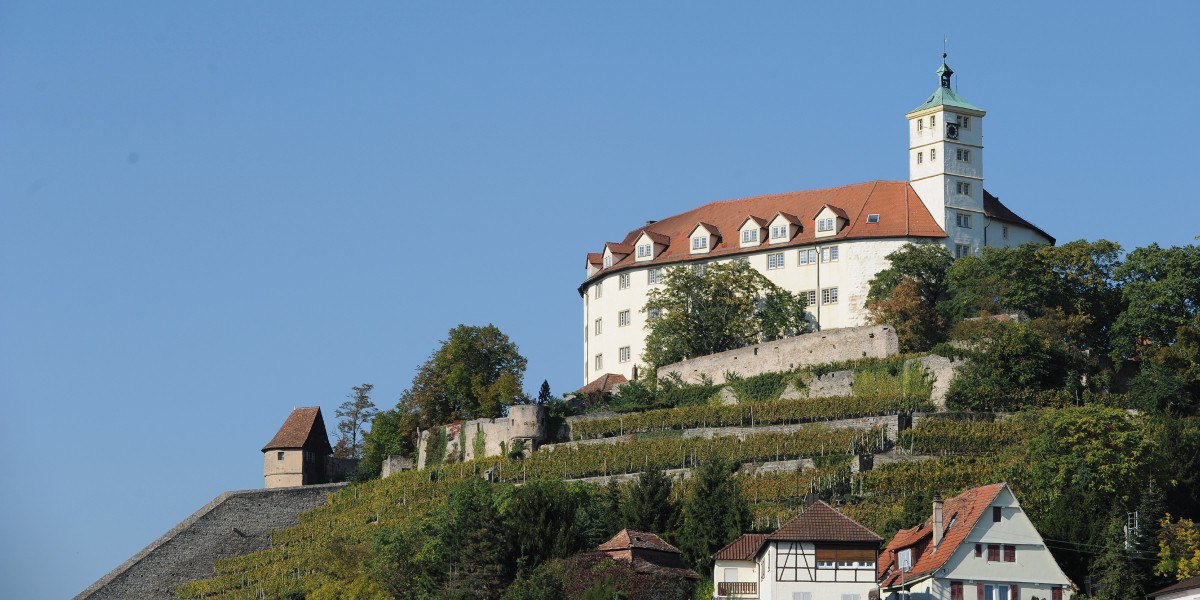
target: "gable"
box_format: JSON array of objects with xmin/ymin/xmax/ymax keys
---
[{"xmin": 262, "ymin": 407, "xmax": 333, "ymax": 455}]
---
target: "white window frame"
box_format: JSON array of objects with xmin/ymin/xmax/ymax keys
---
[
  {"xmin": 648, "ymin": 268, "xmax": 662, "ymax": 285},
  {"xmin": 817, "ymin": 217, "xmax": 835, "ymax": 232},
  {"xmin": 637, "ymin": 244, "xmax": 652, "ymax": 258},
  {"xmin": 821, "ymin": 246, "xmax": 839, "ymax": 263},
  {"xmin": 618, "ymin": 309, "xmax": 630, "ymax": 327},
  {"xmin": 866, "ymin": 214, "xmax": 880, "ymax": 223},
  {"xmin": 803, "ymin": 290, "xmax": 817, "ymax": 306},
  {"xmin": 742, "ymin": 229, "xmax": 758, "ymax": 243},
  {"xmin": 594, "ymin": 318, "xmax": 602, "ymax": 335},
  {"xmin": 955, "ymin": 243, "xmax": 971, "ymax": 258},
  {"xmin": 930, "ymin": 147, "xmax": 936, "ymax": 161},
  {"xmin": 767, "ymin": 252, "xmax": 785, "ymax": 270},
  {"xmin": 821, "ymin": 287, "xmax": 838, "ymax": 305},
  {"xmin": 798, "ymin": 249, "xmax": 817, "ymax": 265},
  {"xmin": 594, "ymin": 353, "xmax": 603, "ymax": 371},
  {"xmin": 771, "ymin": 225, "xmax": 788, "ymax": 239},
  {"xmin": 917, "ymin": 151, "xmax": 923, "ymax": 164},
  {"xmin": 956, "ymin": 213, "xmax": 972, "ymax": 229},
  {"xmin": 594, "ymin": 282, "xmax": 602, "ymax": 299},
  {"xmin": 692, "ymin": 236, "xmax": 708, "ymax": 250},
  {"xmin": 618, "ymin": 273, "xmax": 630, "ymax": 289},
  {"xmin": 618, "ymin": 346, "xmax": 630, "ymax": 363}
]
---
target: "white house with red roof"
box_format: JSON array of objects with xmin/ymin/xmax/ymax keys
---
[
  {"xmin": 712, "ymin": 498, "xmax": 882, "ymax": 600},
  {"xmin": 578, "ymin": 57, "xmax": 1053, "ymax": 385},
  {"xmin": 877, "ymin": 483, "xmax": 1074, "ymax": 600}
]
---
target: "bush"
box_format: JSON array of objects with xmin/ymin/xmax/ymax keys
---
[{"xmin": 730, "ymin": 371, "xmax": 794, "ymax": 403}]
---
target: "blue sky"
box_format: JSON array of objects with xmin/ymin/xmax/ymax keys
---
[{"xmin": 1, "ymin": 2, "xmax": 1197, "ymax": 598}]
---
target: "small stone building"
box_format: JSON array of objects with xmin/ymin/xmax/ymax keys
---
[
  {"xmin": 597, "ymin": 529, "xmax": 699, "ymax": 581},
  {"xmin": 262, "ymin": 407, "xmax": 334, "ymax": 488}
]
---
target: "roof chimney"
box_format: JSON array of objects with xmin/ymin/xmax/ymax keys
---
[
  {"xmin": 804, "ymin": 492, "xmax": 820, "ymax": 506},
  {"xmin": 932, "ymin": 493, "xmax": 944, "ymax": 547}
]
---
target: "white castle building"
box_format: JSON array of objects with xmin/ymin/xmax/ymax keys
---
[{"xmin": 579, "ymin": 57, "xmax": 1053, "ymax": 386}]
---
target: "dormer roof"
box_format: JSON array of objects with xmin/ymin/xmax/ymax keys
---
[
  {"xmin": 740, "ymin": 215, "xmax": 769, "ymax": 229},
  {"xmin": 605, "ymin": 242, "xmax": 634, "ymax": 255},
  {"xmin": 813, "ymin": 204, "xmax": 849, "ymax": 221},
  {"xmin": 637, "ymin": 230, "xmax": 671, "ymax": 245},
  {"xmin": 693, "ymin": 222, "xmax": 721, "ymax": 236},
  {"xmin": 586, "ymin": 253, "xmax": 604, "ymax": 266},
  {"xmin": 262, "ymin": 407, "xmax": 333, "ymax": 455},
  {"xmin": 773, "ymin": 211, "xmax": 802, "ymax": 225}
]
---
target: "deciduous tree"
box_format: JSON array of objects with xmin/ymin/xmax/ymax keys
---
[{"xmin": 408, "ymin": 324, "xmax": 528, "ymax": 423}]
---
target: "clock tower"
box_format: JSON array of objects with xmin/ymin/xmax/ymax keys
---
[{"xmin": 907, "ymin": 56, "xmax": 987, "ymax": 257}]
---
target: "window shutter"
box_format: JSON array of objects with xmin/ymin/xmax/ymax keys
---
[
  {"xmin": 987, "ymin": 544, "xmax": 1000, "ymax": 561},
  {"xmin": 1004, "ymin": 545, "xmax": 1016, "ymax": 562},
  {"xmin": 976, "ymin": 583, "xmax": 984, "ymax": 598},
  {"xmin": 1010, "ymin": 584, "xmax": 1018, "ymax": 598},
  {"xmin": 950, "ymin": 581, "xmax": 963, "ymax": 600},
  {"xmin": 1052, "ymin": 586, "xmax": 1063, "ymax": 600}
]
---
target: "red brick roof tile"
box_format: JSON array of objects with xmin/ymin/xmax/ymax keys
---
[
  {"xmin": 878, "ymin": 483, "xmax": 1007, "ymax": 587},
  {"xmin": 767, "ymin": 500, "xmax": 884, "ymax": 543},
  {"xmin": 598, "ymin": 529, "xmax": 682, "ymax": 554},
  {"xmin": 605, "ymin": 242, "xmax": 634, "ymax": 255},
  {"xmin": 712, "ymin": 533, "xmax": 768, "ymax": 561},
  {"xmin": 578, "ymin": 373, "xmax": 628, "ymax": 395},
  {"xmin": 814, "ymin": 204, "xmax": 849, "ymax": 221},
  {"xmin": 262, "ymin": 407, "xmax": 333, "ymax": 454},
  {"xmin": 638, "ymin": 230, "xmax": 671, "ymax": 245},
  {"xmin": 740, "ymin": 215, "xmax": 769, "ymax": 228},
  {"xmin": 581, "ymin": 181, "xmax": 947, "ymax": 289}
]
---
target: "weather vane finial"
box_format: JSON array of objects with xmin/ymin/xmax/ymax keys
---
[{"xmin": 943, "ymin": 35, "xmax": 948, "ymax": 61}]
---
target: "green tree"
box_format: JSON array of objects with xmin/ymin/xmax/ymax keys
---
[
  {"xmin": 407, "ymin": 324, "xmax": 528, "ymax": 424},
  {"xmin": 675, "ymin": 458, "xmax": 751, "ymax": 573},
  {"xmin": 536, "ymin": 380, "xmax": 553, "ymax": 405},
  {"xmin": 502, "ymin": 478, "xmax": 584, "ymax": 572},
  {"xmin": 865, "ymin": 243, "xmax": 953, "ymax": 352},
  {"xmin": 334, "ymin": 383, "xmax": 378, "ymax": 459},
  {"xmin": 620, "ymin": 469, "xmax": 679, "ymax": 535},
  {"xmin": 642, "ymin": 261, "xmax": 809, "ymax": 368},
  {"xmin": 944, "ymin": 320, "xmax": 1068, "ymax": 410},
  {"xmin": 1092, "ymin": 512, "xmax": 1145, "ymax": 599},
  {"xmin": 440, "ymin": 478, "xmax": 512, "ymax": 599},
  {"xmin": 942, "ymin": 243, "xmax": 1057, "ymax": 321},
  {"xmin": 354, "ymin": 407, "xmax": 420, "ymax": 480},
  {"xmin": 1112, "ymin": 244, "xmax": 1200, "ymax": 361}
]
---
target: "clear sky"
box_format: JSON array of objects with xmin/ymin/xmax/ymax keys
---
[{"xmin": 1, "ymin": 2, "xmax": 1198, "ymax": 598}]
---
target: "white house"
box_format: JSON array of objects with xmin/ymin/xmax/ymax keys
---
[
  {"xmin": 712, "ymin": 499, "xmax": 882, "ymax": 600},
  {"xmin": 578, "ymin": 56, "xmax": 1053, "ymax": 385},
  {"xmin": 877, "ymin": 483, "xmax": 1074, "ymax": 600},
  {"xmin": 1150, "ymin": 575, "xmax": 1200, "ymax": 600}
]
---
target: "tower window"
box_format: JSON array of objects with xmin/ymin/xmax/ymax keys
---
[
  {"xmin": 917, "ymin": 118, "xmax": 924, "ymax": 131},
  {"xmin": 277, "ymin": 452, "xmax": 285, "ymax": 461},
  {"xmin": 594, "ymin": 354, "xmax": 603, "ymax": 370},
  {"xmin": 956, "ymin": 149, "xmax": 971, "ymax": 162},
  {"xmin": 930, "ymin": 114, "xmax": 936, "ymax": 127},
  {"xmin": 958, "ymin": 115, "xmax": 971, "ymax": 130},
  {"xmin": 956, "ymin": 181, "xmax": 971, "ymax": 195},
  {"xmin": 955, "ymin": 244, "xmax": 971, "ymax": 258},
  {"xmin": 930, "ymin": 148, "xmax": 937, "ymax": 161},
  {"xmin": 956, "ymin": 213, "xmax": 972, "ymax": 229},
  {"xmin": 618, "ymin": 309, "xmax": 630, "ymax": 327},
  {"xmin": 594, "ymin": 282, "xmax": 602, "ymax": 299},
  {"xmin": 594, "ymin": 318, "xmax": 602, "ymax": 335},
  {"xmin": 917, "ymin": 151, "xmax": 924, "ymax": 164}
]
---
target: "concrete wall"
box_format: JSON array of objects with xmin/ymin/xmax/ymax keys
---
[
  {"xmin": 75, "ymin": 483, "xmax": 346, "ymax": 600},
  {"xmin": 658, "ymin": 324, "xmax": 900, "ymax": 385},
  {"xmin": 381, "ymin": 455, "xmax": 414, "ymax": 478}
]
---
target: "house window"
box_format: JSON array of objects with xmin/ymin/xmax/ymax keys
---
[
  {"xmin": 930, "ymin": 148, "xmax": 936, "ymax": 160},
  {"xmin": 987, "ymin": 544, "xmax": 1000, "ymax": 561},
  {"xmin": 950, "ymin": 582, "xmax": 963, "ymax": 600},
  {"xmin": 821, "ymin": 246, "xmax": 839, "ymax": 263},
  {"xmin": 955, "ymin": 244, "xmax": 971, "ymax": 258},
  {"xmin": 981, "ymin": 584, "xmax": 1010, "ymax": 600},
  {"xmin": 956, "ymin": 213, "xmax": 972, "ymax": 228},
  {"xmin": 603, "ymin": 254, "xmax": 612, "ymax": 268},
  {"xmin": 816, "ymin": 560, "xmax": 835, "ymax": 568},
  {"xmin": 637, "ymin": 244, "xmax": 652, "ymax": 258},
  {"xmin": 767, "ymin": 252, "xmax": 785, "ymax": 270},
  {"xmin": 771, "ymin": 225, "xmax": 788, "ymax": 239},
  {"xmin": 1002, "ymin": 225, "xmax": 1009, "ymax": 239},
  {"xmin": 648, "ymin": 308, "xmax": 662, "ymax": 322},
  {"xmin": 866, "ymin": 214, "xmax": 880, "ymax": 223},
  {"xmin": 818, "ymin": 217, "xmax": 835, "ymax": 232},
  {"xmin": 956, "ymin": 148, "xmax": 971, "ymax": 162},
  {"xmin": 692, "ymin": 236, "xmax": 708, "ymax": 250},
  {"xmin": 648, "ymin": 268, "xmax": 663, "ymax": 285},
  {"xmin": 304, "ymin": 451, "xmax": 314, "ymax": 462},
  {"xmin": 1003, "ymin": 545, "xmax": 1016, "ymax": 562},
  {"xmin": 956, "ymin": 181, "xmax": 971, "ymax": 195},
  {"xmin": 993, "ymin": 506, "xmax": 1003, "ymax": 522},
  {"xmin": 742, "ymin": 229, "xmax": 758, "ymax": 243},
  {"xmin": 803, "ymin": 290, "xmax": 817, "ymax": 306},
  {"xmin": 594, "ymin": 354, "xmax": 603, "ymax": 370},
  {"xmin": 594, "ymin": 318, "xmax": 602, "ymax": 335},
  {"xmin": 795, "ymin": 594, "xmax": 813, "ymax": 600},
  {"xmin": 975, "ymin": 543, "xmax": 982, "ymax": 557},
  {"xmin": 618, "ymin": 310, "xmax": 630, "ymax": 327},
  {"xmin": 821, "ymin": 287, "xmax": 838, "ymax": 305},
  {"xmin": 277, "ymin": 451, "xmax": 285, "ymax": 460},
  {"xmin": 618, "ymin": 346, "xmax": 631, "ymax": 363},
  {"xmin": 798, "ymin": 249, "xmax": 817, "ymax": 265},
  {"xmin": 594, "ymin": 282, "xmax": 602, "ymax": 298},
  {"xmin": 618, "ymin": 273, "xmax": 630, "ymax": 289}
]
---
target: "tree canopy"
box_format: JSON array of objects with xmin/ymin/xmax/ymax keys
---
[
  {"xmin": 642, "ymin": 261, "xmax": 810, "ymax": 368},
  {"xmin": 407, "ymin": 324, "xmax": 528, "ymax": 423}
]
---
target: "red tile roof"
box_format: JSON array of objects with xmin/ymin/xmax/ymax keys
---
[
  {"xmin": 815, "ymin": 204, "xmax": 850, "ymax": 221},
  {"xmin": 712, "ymin": 533, "xmax": 768, "ymax": 561},
  {"xmin": 774, "ymin": 211, "xmax": 803, "ymax": 225},
  {"xmin": 605, "ymin": 242, "xmax": 634, "ymax": 255},
  {"xmin": 578, "ymin": 373, "xmax": 628, "ymax": 395},
  {"xmin": 262, "ymin": 407, "xmax": 333, "ymax": 453},
  {"xmin": 586, "ymin": 252, "xmax": 603, "ymax": 266},
  {"xmin": 638, "ymin": 230, "xmax": 671, "ymax": 245},
  {"xmin": 984, "ymin": 191, "xmax": 1055, "ymax": 244},
  {"xmin": 581, "ymin": 181, "xmax": 947, "ymax": 289},
  {"xmin": 768, "ymin": 500, "xmax": 883, "ymax": 543},
  {"xmin": 878, "ymin": 483, "xmax": 1007, "ymax": 587},
  {"xmin": 740, "ymin": 215, "xmax": 769, "ymax": 228},
  {"xmin": 598, "ymin": 529, "xmax": 682, "ymax": 554}
]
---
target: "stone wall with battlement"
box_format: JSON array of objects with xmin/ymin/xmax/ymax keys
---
[
  {"xmin": 75, "ymin": 483, "xmax": 345, "ymax": 600},
  {"xmin": 658, "ymin": 325, "xmax": 900, "ymax": 385}
]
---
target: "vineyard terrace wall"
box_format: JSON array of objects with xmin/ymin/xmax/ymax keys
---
[
  {"xmin": 658, "ymin": 324, "xmax": 900, "ymax": 385},
  {"xmin": 75, "ymin": 483, "xmax": 346, "ymax": 600},
  {"xmin": 417, "ymin": 404, "xmax": 545, "ymax": 470}
]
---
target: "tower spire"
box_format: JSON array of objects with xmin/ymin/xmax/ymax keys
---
[{"xmin": 938, "ymin": 36, "xmax": 953, "ymax": 88}]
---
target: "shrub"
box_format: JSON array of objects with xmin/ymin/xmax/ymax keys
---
[{"xmin": 730, "ymin": 371, "xmax": 793, "ymax": 403}]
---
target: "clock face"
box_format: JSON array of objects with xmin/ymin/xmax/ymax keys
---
[{"xmin": 946, "ymin": 123, "xmax": 960, "ymax": 139}]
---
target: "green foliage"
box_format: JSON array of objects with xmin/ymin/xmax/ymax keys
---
[
  {"xmin": 1112, "ymin": 243, "xmax": 1200, "ymax": 361},
  {"xmin": 945, "ymin": 320, "xmax": 1070, "ymax": 411},
  {"xmin": 866, "ymin": 243, "xmax": 953, "ymax": 352},
  {"xmin": 425, "ymin": 427, "xmax": 448, "ymax": 468},
  {"xmin": 473, "ymin": 428, "xmax": 488, "ymax": 459},
  {"xmin": 730, "ymin": 371, "xmax": 792, "ymax": 403},
  {"xmin": 896, "ymin": 417, "xmax": 1027, "ymax": 455},
  {"xmin": 851, "ymin": 360, "xmax": 933, "ymax": 402},
  {"xmin": 621, "ymin": 469, "xmax": 678, "ymax": 535},
  {"xmin": 676, "ymin": 458, "xmax": 752, "ymax": 573},
  {"xmin": 356, "ymin": 407, "xmax": 420, "ymax": 481},
  {"xmin": 334, "ymin": 383, "xmax": 379, "ymax": 459},
  {"xmin": 642, "ymin": 261, "xmax": 811, "ymax": 368},
  {"xmin": 406, "ymin": 324, "xmax": 529, "ymax": 424},
  {"xmin": 1092, "ymin": 512, "xmax": 1146, "ymax": 599}
]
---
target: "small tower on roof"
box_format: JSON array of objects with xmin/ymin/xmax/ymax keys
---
[
  {"xmin": 262, "ymin": 406, "xmax": 334, "ymax": 488},
  {"xmin": 907, "ymin": 53, "xmax": 988, "ymax": 259}
]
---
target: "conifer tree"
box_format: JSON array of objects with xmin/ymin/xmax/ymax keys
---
[
  {"xmin": 620, "ymin": 468, "xmax": 678, "ymax": 535},
  {"xmin": 334, "ymin": 383, "xmax": 378, "ymax": 459},
  {"xmin": 1092, "ymin": 511, "xmax": 1145, "ymax": 599},
  {"xmin": 675, "ymin": 458, "xmax": 751, "ymax": 573}
]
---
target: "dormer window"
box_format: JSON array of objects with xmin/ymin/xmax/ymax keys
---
[
  {"xmin": 603, "ymin": 255, "xmax": 612, "ymax": 268},
  {"xmin": 637, "ymin": 244, "xmax": 652, "ymax": 258},
  {"xmin": 818, "ymin": 218, "xmax": 835, "ymax": 232},
  {"xmin": 771, "ymin": 225, "xmax": 787, "ymax": 239},
  {"xmin": 867, "ymin": 214, "xmax": 880, "ymax": 223},
  {"xmin": 742, "ymin": 229, "xmax": 758, "ymax": 243},
  {"xmin": 692, "ymin": 237, "xmax": 708, "ymax": 250}
]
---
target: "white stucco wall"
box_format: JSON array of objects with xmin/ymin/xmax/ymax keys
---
[{"xmin": 579, "ymin": 237, "xmax": 916, "ymax": 385}]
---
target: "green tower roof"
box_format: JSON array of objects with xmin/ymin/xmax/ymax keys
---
[{"xmin": 909, "ymin": 58, "xmax": 983, "ymax": 114}]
